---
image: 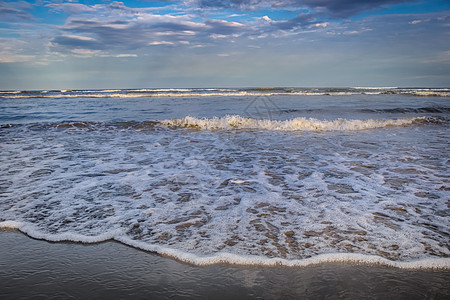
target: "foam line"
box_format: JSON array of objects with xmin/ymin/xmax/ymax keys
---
[
  {"xmin": 0, "ymin": 221, "xmax": 122, "ymax": 243},
  {"xmin": 117, "ymin": 236, "xmax": 450, "ymax": 269},
  {"xmin": 2, "ymin": 222, "xmax": 448, "ymax": 270}
]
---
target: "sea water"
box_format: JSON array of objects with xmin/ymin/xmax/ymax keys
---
[{"xmin": 0, "ymin": 87, "xmax": 449, "ymax": 268}]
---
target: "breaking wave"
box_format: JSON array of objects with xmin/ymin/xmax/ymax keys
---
[
  {"xmin": 2, "ymin": 116, "xmax": 444, "ymax": 133},
  {"xmin": 159, "ymin": 115, "xmax": 433, "ymax": 131}
]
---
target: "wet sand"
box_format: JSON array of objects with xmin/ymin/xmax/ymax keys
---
[{"xmin": 1, "ymin": 230, "xmax": 449, "ymax": 299}]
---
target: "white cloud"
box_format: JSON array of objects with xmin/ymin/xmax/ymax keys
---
[
  {"xmin": 70, "ymin": 49, "xmax": 104, "ymax": 57},
  {"xmin": 61, "ymin": 35, "xmax": 97, "ymax": 41},
  {"xmin": 315, "ymin": 22, "xmax": 329, "ymax": 28},
  {"xmin": 0, "ymin": 54, "xmax": 34, "ymax": 63},
  {"xmin": 148, "ymin": 41, "xmax": 175, "ymax": 45},
  {"xmin": 115, "ymin": 54, "xmax": 137, "ymax": 57},
  {"xmin": 210, "ymin": 34, "xmax": 228, "ymax": 39}
]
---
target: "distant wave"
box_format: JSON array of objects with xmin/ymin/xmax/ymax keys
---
[
  {"xmin": 1, "ymin": 92, "xmax": 260, "ymax": 99},
  {"xmin": 352, "ymin": 86, "xmax": 399, "ymax": 89},
  {"xmin": 361, "ymin": 107, "xmax": 450, "ymax": 114},
  {"xmin": 1, "ymin": 87, "xmax": 449, "ymax": 99}
]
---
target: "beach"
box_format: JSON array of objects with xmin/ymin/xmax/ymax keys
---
[
  {"xmin": 2, "ymin": 0, "xmax": 450, "ymax": 297},
  {"xmin": 1, "ymin": 229, "xmax": 449, "ymax": 299}
]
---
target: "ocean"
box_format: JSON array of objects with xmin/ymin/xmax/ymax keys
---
[{"xmin": 0, "ymin": 87, "xmax": 449, "ymax": 268}]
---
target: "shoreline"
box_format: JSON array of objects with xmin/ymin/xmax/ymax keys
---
[
  {"xmin": 2, "ymin": 222, "xmax": 449, "ymax": 270},
  {"xmin": 1, "ymin": 229, "xmax": 449, "ymax": 299}
]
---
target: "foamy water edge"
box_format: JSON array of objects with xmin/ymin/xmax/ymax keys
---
[{"xmin": 2, "ymin": 221, "xmax": 448, "ymax": 270}]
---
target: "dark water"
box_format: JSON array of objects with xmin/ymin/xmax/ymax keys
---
[{"xmin": 0, "ymin": 230, "xmax": 449, "ymax": 299}]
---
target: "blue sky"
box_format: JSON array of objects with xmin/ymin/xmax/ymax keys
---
[{"xmin": 0, "ymin": 0, "xmax": 449, "ymax": 89}]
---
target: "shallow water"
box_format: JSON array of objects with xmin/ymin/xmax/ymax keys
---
[{"xmin": 0, "ymin": 87, "xmax": 449, "ymax": 267}]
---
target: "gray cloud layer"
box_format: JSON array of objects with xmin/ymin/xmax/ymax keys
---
[
  {"xmin": 0, "ymin": 1, "xmax": 33, "ymax": 22},
  {"xmin": 195, "ymin": 0, "xmax": 412, "ymax": 17},
  {"xmin": 46, "ymin": 0, "xmax": 446, "ymax": 58}
]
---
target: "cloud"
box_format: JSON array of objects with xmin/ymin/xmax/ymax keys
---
[
  {"xmin": 4, "ymin": 0, "xmax": 448, "ymax": 71},
  {"xmin": 46, "ymin": 1, "xmax": 143, "ymax": 15},
  {"xmin": 300, "ymin": 0, "xmax": 412, "ymax": 18},
  {"xmin": 51, "ymin": 18, "xmax": 145, "ymax": 53},
  {"xmin": 148, "ymin": 41, "xmax": 175, "ymax": 45},
  {"xmin": 270, "ymin": 13, "xmax": 316, "ymax": 30},
  {"xmin": 0, "ymin": 37, "xmax": 36, "ymax": 63},
  {"xmin": 46, "ymin": 3, "xmax": 97, "ymax": 14},
  {"xmin": 205, "ymin": 19, "xmax": 244, "ymax": 34},
  {"xmin": 48, "ymin": 3, "xmax": 251, "ymax": 55},
  {"xmin": 192, "ymin": 0, "xmax": 414, "ymax": 18},
  {"xmin": 47, "ymin": 0, "xmax": 417, "ymax": 59},
  {"xmin": 0, "ymin": 1, "xmax": 33, "ymax": 22},
  {"xmin": 49, "ymin": 0, "xmax": 412, "ymax": 57},
  {"xmin": 70, "ymin": 48, "xmax": 104, "ymax": 57},
  {"xmin": 188, "ymin": 0, "xmax": 299, "ymax": 11},
  {"xmin": 51, "ymin": 34, "xmax": 103, "ymax": 53}
]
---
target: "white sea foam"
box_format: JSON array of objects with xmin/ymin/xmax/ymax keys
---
[
  {"xmin": 98, "ymin": 89, "xmax": 122, "ymax": 93},
  {"xmin": 17, "ymin": 223, "xmax": 123, "ymax": 243},
  {"xmin": 159, "ymin": 115, "xmax": 424, "ymax": 131},
  {"xmin": 1, "ymin": 122, "xmax": 448, "ymax": 267},
  {"xmin": 408, "ymin": 90, "xmax": 450, "ymax": 97},
  {"xmin": 352, "ymin": 86, "xmax": 398, "ymax": 90},
  {"xmin": 131, "ymin": 88, "xmax": 193, "ymax": 92},
  {"xmin": 1, "ymin": 91, "xmax": 21, "ymax": 94},
  {"xmin": 0, "ymin": 221, "xmax": 22, "ymax": 229}
]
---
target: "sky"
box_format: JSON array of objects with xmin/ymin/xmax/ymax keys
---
[{"xmin": 0, "ymin": 0, "xmax": 449, "ymax": 89}]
